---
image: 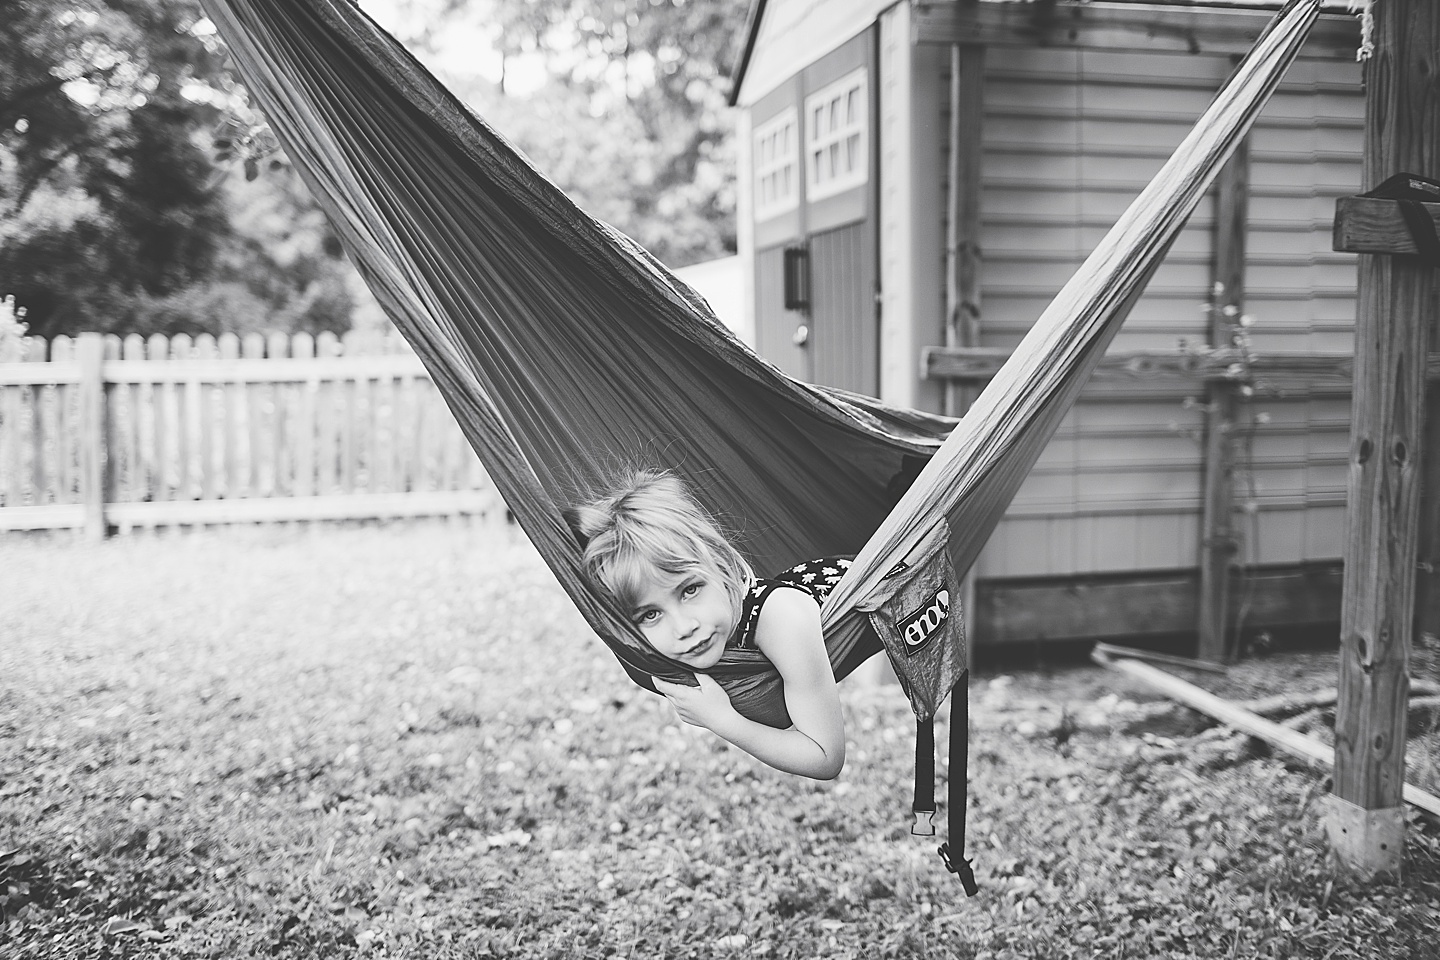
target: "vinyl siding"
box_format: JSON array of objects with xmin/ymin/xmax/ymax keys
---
[{"xmin": 963, "ymin": 44, "xmax": 1363, "ymax": 579}]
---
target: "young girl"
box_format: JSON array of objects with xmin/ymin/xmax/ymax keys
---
[{"xmin": 567, "ymin": 469, "xmax": 847, "ymax": 780}]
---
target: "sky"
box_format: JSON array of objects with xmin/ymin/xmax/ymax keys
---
[{"xmin": 357, "ymin": 0, "xmax": 551, "ymax": 96}]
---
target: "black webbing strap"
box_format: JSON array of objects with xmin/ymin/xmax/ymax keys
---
[
  {"xmin": 1361, "ymin": 173, "xmax": 1440, "ymax": 268},
  {"xmin": 937, "ymin": 674, "xmax": 978, "ymax": 895},
  {"xmin": 912, "ymin": 717, "xmax": 936, "ymax": 836},
  {"xmin": 912, "ymin": 672, "xmax": 978, "ymax": 895}
]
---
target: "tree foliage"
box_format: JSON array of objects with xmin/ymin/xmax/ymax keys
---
[
  {"xmin": 0, "ymin": 0, "xmax": 354, "ymax": 339},
  {"xmin": 380, "ymin": 0, "xmax": 746, "ymax": 268},
  {"xmin": 0, "ymin": 0, "xmax": 744, "ymax": 340}
]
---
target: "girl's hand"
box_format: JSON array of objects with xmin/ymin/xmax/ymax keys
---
[{"xmin": 653, "ymin": 673, "xmax": 737, "ymax": 733}]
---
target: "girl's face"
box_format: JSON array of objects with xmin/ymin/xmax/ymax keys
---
[{"xmin": 628, "ymin": 566, "xmax": 736, "ymax": 669}]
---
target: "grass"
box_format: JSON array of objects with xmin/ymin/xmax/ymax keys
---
[{"xmin": 2, "ymin": 523, "xmax": 1438, "ymax": 959}]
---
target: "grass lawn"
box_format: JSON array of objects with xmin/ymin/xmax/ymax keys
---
[{"xmin": 2, "ymin": 523, "xmax": 1438, "ymax": 959}]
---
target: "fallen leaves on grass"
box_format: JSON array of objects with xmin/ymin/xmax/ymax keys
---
[{"xmin": 2, "ymin": 526, "xmax": 1439, "ymax": 959}]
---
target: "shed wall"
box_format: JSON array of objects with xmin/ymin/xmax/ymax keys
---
[{"xmin": 966, "ymin": 44, "xmax": 1363, "ymax": 580}]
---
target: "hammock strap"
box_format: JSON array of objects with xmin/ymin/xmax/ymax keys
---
[
  {"xmin": 938, "ymin": 675, "xmax": 978, "ymax": 895},
  {"xmin": 911, "ymin": 672, "xmax": 976, "ymax": 895}
]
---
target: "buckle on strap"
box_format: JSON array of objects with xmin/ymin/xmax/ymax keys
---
[
  {"xmin": 910, "ymin": 809, "xmax": 936, "ymax": 837},
  {"xmin": 938, "ymin": 842, "xmax": 979, "ymax": 897}
]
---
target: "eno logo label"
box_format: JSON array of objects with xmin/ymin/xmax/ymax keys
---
[{"xmin": 897, "ymin": 588, "xmax": 949, "ymax": 656}]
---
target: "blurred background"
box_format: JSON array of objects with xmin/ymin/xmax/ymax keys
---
[{"xmin": 0, "ymin": 0, "xmax": 747, "ymax": 344}]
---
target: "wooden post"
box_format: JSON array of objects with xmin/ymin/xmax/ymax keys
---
[
  {"xmin": 1328, "ymin": 0, "xmax": 1439, "ymax": 881},
  {"xmin": 943, "ymin": 40, "xmax": 984, "ymax": 422},
  {"xmin": 944, "ymin": 36, "xmax": 985, "ymax": 669},
  {"xmin": 77, "ymin": 333, "xmax": 107, "ymax": 541},
  {"xmin": 1420, "ymin": 385, "xmax": 1440, "ymax": 648},
  {"xmin": 1197, "ymin": 137, "xmax": 1249, "ymax": 663}
]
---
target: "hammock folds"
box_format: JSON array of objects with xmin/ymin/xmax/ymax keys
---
[{"xmin": 199, "ymin": 0, "xmax": 1323, "ymax": 729}]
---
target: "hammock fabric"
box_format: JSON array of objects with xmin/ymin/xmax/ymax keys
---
[{"xmin": 199, "ymin": 0, "xmax": 1321, "ymax": 876}]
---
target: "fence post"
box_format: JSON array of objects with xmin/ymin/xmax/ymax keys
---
[{"xmin": 78, "ymin": 332, "xmax": 107, "ymax": 540}]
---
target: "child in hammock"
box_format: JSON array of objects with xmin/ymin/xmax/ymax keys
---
[{"xmin": 568, "ymin": 469, "xmax": 847, "ymax": 780}]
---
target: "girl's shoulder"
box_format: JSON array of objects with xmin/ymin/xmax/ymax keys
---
[{"xmin": 728, "ymin": 557, "xmax": 850, "ymax": 650}]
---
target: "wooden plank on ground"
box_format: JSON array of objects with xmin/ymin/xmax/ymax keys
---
[{"xmin": 1092, "ymin": 651, "xmax": 1440, "ymax": 820}]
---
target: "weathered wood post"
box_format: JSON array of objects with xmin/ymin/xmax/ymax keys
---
[
  {"xmin": 1197, "ymin": 137, "xmax": 1249, "ymax": 664},
  {"xmin": 1327, "ymin": 0, "xmax": 1439, "ymax": 879},
  {"xmin": 77, "ymin": 332, "xmax": 108, "ymax": 541},
  {"xmin": 944, "ymin": 24, "xmax": 984, "ymax": 667}
]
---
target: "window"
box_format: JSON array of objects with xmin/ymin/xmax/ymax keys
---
[
  {"xmin": 805, "ymin": 69, "xmax": 868, "ymax": 201},
  {"xmin": 753, "ymin": 107, "xmax": 800, "ymax": 221}
]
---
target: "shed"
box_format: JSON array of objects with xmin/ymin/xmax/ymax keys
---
[{"xmin": 729, "ymin": 0, "xmax": 1365, "ymax": 656}]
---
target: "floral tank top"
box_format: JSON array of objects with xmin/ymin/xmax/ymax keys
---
[{"xmin": 727, "ymin": 558, "xmax": 850, "ymax": 651}]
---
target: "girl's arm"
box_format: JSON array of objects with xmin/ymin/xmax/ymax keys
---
[{"xmin": 656, "ymin": 587, "xmax": 846, "ymax": 780}]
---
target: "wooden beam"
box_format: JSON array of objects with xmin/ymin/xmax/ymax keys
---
[
  {"xmin": 0, "ymin": 490, "xmax": 500, "ymax": 531},
  {"xmin": 0, "ymin": 354, "xmax": 429, "ymax": 387},
  {"xmin": 1197, "ymin": 137, "xmax": 1248, "ymax": 663},
  {"xmin": 923, "ymin": 346, "xmax": 1440, "ymax": 386},
  {"xmin": 1334, "ymin": 196, "xmax": 1440, "ymax": 256},
  {"xmin": 913, "ymin": 1, "xmax": 1359, "ymax": 59},
  {"xmin": 976, "ymin": 562, "xmax": 1343, "ymax": 644},
  {"xmin": 1329, "ymin": 0, "xmax": 1439, "ymax": 881}
]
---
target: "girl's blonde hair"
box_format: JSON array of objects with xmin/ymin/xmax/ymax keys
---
[{"xmin": 567, "ymin": 469, "xmax": 754, "ymax": 626}]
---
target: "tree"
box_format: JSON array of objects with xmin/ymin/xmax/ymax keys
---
[
  {"xmin": 0, "ymin": 0, "xmax": 356, "ymax": 339},
  {"xmin": 374, "ymin": 0, "xmax": 745, "ymax": 268}
]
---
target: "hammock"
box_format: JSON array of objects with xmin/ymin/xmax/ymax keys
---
[{"xmin": 199, "ymin": 0, "xmax": 1322, "ymax": 882}]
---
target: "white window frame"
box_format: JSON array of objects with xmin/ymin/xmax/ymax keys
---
[
  {"xmin": 752, "ymin": 106, "xmax": 800, "ymax": 222},
  {"xmin": 804, "ymin": 68, "xmax": 868, "ymax": 202}
]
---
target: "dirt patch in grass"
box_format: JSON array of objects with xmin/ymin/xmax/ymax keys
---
[{"xmin": 2, "ymin": 524, "xmax": 1438, "ymax": 958}]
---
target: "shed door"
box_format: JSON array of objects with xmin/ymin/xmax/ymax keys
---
[{"xmin": 810, "ymin": 221, "xmax": 877, "ymax": 396}]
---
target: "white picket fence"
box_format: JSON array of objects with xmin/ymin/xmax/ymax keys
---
[{"xmin": 0, "ymin": 330, "xmax": 502, "ymax": 536}]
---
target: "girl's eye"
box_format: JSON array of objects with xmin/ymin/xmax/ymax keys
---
[
  {"xmin": 681, "ymin": 582, "xmax": 702, "ymax": 599},
  {"xmin": 635, "ymin": 609, "xmax": 660, "ymax": 626}
]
